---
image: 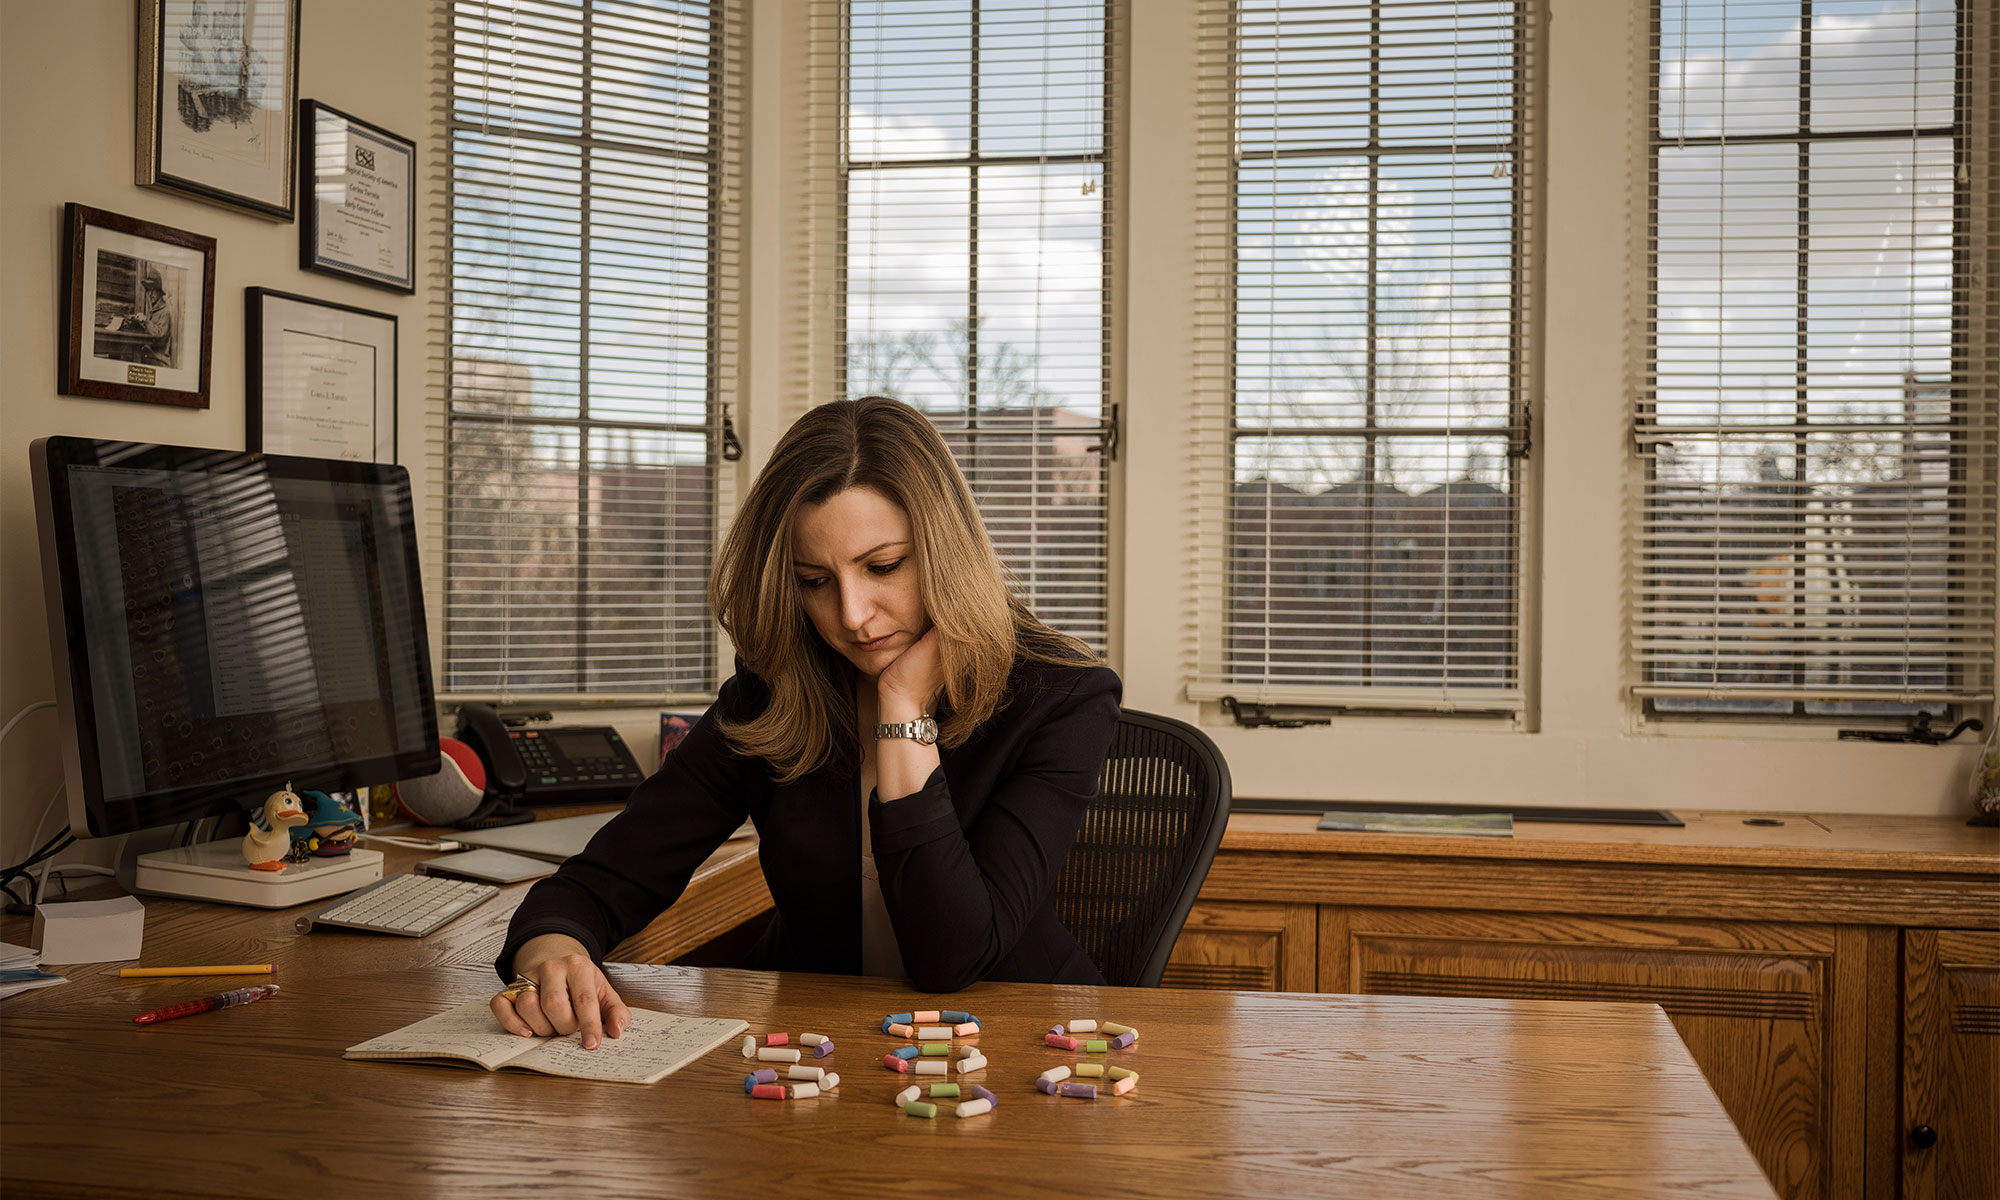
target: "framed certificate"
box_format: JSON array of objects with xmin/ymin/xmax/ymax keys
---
[
  {"xmin": 246, "ymin": 288, "xmax": 397, "ymax": 463},
  {"xmin": 300, "ymin": 101, "xmax": 416, "ymax": 293},
  {"xmin": 137, "ymin": 0, "xmax": 300, "ymax": 220},
  {"xmin": 60, "ymin": 204, "xmax": 216, "ymax": 409}
]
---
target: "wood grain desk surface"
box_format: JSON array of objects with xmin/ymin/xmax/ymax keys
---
[
  {"xmin": 1, "ymin": 851, "xmax": 1774, "ymax": 1200},
  {"xmin": 1224, "ymin": 808, "xmax": 2000, "ymax": 874}
]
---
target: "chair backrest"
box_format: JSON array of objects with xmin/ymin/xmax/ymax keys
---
[{"xmin": 1054, "ymin": 708, "xmax": 1232, "ymax": 987}]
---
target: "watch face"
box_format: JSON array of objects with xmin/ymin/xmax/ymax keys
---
[{"xmin": 915, "ymin": 716, "xmax": 939, "ymax": 745}]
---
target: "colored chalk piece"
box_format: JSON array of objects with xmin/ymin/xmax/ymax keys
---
[
  {"xmin": 882, "ymin": 1054, "xmax": 910, "ymax": 1072},
  {"xmin": 912, "ymin": 1011, "xmax": 941, "ymax": 1024},
  {"xmin": 791, "ymin": 1083, "xmax": 821, "ymax": 1099},
  {"xmin": 916, "ymin": 1025, "xmax": 953, "ymax": 1039},
  {"xmin": 743, "ymin": 1073, "xmax": 759, "ymax": 1093},
  {"xmin": 1105, "ymin": 1067, "xmax": 1137, "ymax": 1082},
  {"xmin": 952, "ymin": 1022, "xmax": 981, "ymax": 1036},
  {"xmin": 1099, "ymin": 1022, "xmax": 1135, "ymax": 1037},
  {"xmin": 956, "ymin": 1098, "xmax": 994, "ymax": 1118},
  {"xmin": 920, "ymin": 1042, "xmax": 950, "ymax": 1057},
  {"xmin": 1073, "ymin": 1063, "xmax": 1104, "ymax": 1078},
  {"xmin": 821, "ymin": 1073, "xmax": 840, "ymax": 1090},
  {"xmin": 1110, "ymin": 1076, "xmax": 1137, "ymax": 1096},
  {"xmin": 892, "ymin": 1045, "xmax": 921, "ymax": 1060},
  {"xmin": 1035, "ymin": 1078, "xmax": 1060, "ymax": 1095},
  {"xmin": 813, "ymin": 1041, "xmax": 836, "ymax": 1058},
  {"xmin": 953, "ymin": 1055, "xmax": 987, "ymax": 1074},
  {"xmin": 766, "ymin": 1032, "xmax": 790, "ymax": 1046},
  {"xmin": 1058, "ymin": 1081, "xmax": 1098, "ymax": 1099},
  {"xmin": 1045, "ymin": 1034, "xmax": 1077, "ymax": 1049},
  {"xmin": 741, "ymin": 1035, "xmax": 757, "ymax": 1058},
  {"xmin": 1047, "ymin": 1024, "xmax": 1065, "ymax": 1037},
  {"xmin": 913, "ymin": 1060, "xmax": 948, "ymax": 1075},
  {"xmin": 941, "ymin": 1010, "xmax": 971, "ymax": 1024},
  {"xmin": 800, "ymin": 1033, "xmax": 830, "ymax": 1046},
  {"xmin": 886, "ymin": 1012, "xmax": 914, "ymax": 1026},
  {"xmin": 896, "ymin": 1084, "xmax": 922, "ymax": 1106},
  {"xmin": 886, "ymin": 1023, "xmax": 917, "ymax": 1038},
  {"xmin": 903, "ymin": 1101, "xmax": 938, "ymax": 1119},
  {"xmin": 787, "ymin": 1065, "xmax": 824, "ymax": 1081},
  {"xmin": 1067, "ymin": 1019, "xmax": 1098, "ymax": 1033},
  {"xmin": 1110, "ymin": 1032, "xmax": 1137, "ymax": 1049},
  {"xmin": 750, "ymin": 1084, "xmax": 786, "ymax": 1100},
  {"xmin": 752, "ymin": 1067, "xmax": 779, "ymax": 1084},
  {"xmin": 1038, "ymin": 1066, "xmax": 1072, "ymax": 1083},
  {"xmin": 928, "ymin": 1083, "xmax": 960, "ymax": 1099},
  {"xmin": 969, "ymin": 1085, "xmax": 997, "ymax": 1106},
  {"xmin": 1082, "ymin": 1040, "xmax": 1109, "ymax": 1053},
  {"xmin": 757, "ymin": 1048, "xmax": 802, "ymax": 1063}
]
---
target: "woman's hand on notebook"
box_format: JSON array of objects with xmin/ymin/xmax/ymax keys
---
[{"xmin": 494, "ymin": 934, "xmax": 632, "ymax": 1050}]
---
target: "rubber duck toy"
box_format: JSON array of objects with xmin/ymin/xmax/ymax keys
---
[{"xmin": 242, "ymin": 789, "xmax": 310, "ymax": 871}]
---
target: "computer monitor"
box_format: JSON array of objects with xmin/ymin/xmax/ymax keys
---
[{"xmin": 31, "ymin": 437, "xmax": 439, "ymax": 906}]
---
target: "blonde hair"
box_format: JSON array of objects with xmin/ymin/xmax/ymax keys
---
[{"xmin": 709, "ymin": 396, "xmax": 1097, "ymax": 781}]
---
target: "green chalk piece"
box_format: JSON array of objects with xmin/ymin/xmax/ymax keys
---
[
  {"xmin": 903, "ymin": 1101, "xmax": 938, "ymax": 1118},
  {"xmin": 928, "ymin": 1083, "xmax": 960, "ymax": 1098}
]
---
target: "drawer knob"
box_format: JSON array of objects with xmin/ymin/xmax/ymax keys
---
[{"xmin": 1909, "ymin": 1124, "xmax": 1939, "ymax": 1150}]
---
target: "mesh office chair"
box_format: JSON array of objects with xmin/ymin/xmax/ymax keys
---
[{"xmin": 1054, "ymin": 709, "xmax": 1232, "ymax": 987}]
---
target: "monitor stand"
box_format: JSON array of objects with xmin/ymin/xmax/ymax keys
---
[{"xmin": 130, "ymin": 842, "xmax": 384, "ymax": 908}]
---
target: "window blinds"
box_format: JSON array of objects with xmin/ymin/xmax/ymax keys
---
[
  {"xmin": 437, "ymin": 0, "xmax": 743, "ymax": 701},
  {"xmin": 1190, "ymin": 0, "xmax": 1537, "ymax": 712},
  {"xmin": 1638, "ymin": 0, "xmax": 1996, "ymax": 715},
  {"xmin": 810, "ymin": 0, "xmax": 1116, "ymax": 652}
]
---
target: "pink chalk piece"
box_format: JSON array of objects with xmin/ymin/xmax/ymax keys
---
[
  {"xmin": 882, "ymin": 1054, "xmax": 910, "ymax": 1072},
  {"xmin": 766, "ymin": 1032, "xmax": 790, "ymax": 1046},
  {"xmin": 1110, "ymin": 1076, "xmax": 1137, "ymax": 1096},
  {"xmin": 952, "ymin": 1021, "xmax": 980, "ymax": 1036},
  {"xmin": 885, "ymin": 1023, "xmax": 917, "ymax": 1038},
  {"xmin": 912, "ymin": 1010, "xmax": 941, "ymax": 1024},
  {"xmin": 1045, "ymin": 1033, "xmax": 1077, "ymax": 1049},
  {"xmin": 750, "ymin": 1084, "xmax": 786, "ymax": 1100}
]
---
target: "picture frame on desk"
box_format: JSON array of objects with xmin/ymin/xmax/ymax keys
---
[
  {"xmin": 136, "ymin": 0, "xmax": 301, "ymax": 220},
  {"xmin": 299, "ymin": 100, "xmax": 417, "ymax": 293},
  {"xmin": 59, "ymin": 204, "xmax": 216, "ymax": 409},
  {"xmin": 245, "ymin": 288, "xmax": 397, "ymax": 463}
]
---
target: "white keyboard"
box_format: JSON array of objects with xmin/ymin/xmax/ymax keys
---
[{"xmin": 295, "ymin": 872, "xmax": 499, "ymax": 937}]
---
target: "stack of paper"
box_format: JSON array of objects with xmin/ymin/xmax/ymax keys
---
[{"xmin": 0, "ymin": 940, "xmax": 66, "ymax": 1001}]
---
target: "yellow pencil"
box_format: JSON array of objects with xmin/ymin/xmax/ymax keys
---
[{"xmin": 118, "ymin": 964, "xmax": 275, "ymax": 978}]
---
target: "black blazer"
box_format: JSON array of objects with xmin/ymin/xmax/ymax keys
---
[{"xmin": 498, "ymin": 657, "xmax": 1123, "ymax": 993}]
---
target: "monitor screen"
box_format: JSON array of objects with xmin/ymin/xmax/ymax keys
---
[{"xmin": 33, "ymin": 437, "xmax": 439, "ymax": 839}]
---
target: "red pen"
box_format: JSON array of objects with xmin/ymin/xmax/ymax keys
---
[{"xmin": 132, "ymin": 984, "xmax": 281, "ymax": 1025}]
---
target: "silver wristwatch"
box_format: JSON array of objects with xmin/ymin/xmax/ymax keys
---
[{"xmin": 874, "ymin": 714, "xmax": 939, "ymax": 745}]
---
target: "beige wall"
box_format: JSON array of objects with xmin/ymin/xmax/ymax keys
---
[
  {"xmin": 0, "ymin": 0, "xmax": 433, "ymax": 866},
  {"xmin": 0, "ymin": 0, "xmax": 1984, "ymax": 878}
]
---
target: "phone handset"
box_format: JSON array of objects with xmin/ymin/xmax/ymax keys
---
[{"xmin": 453, "ymin": 703, "xmax": 534, "ymax": 829}]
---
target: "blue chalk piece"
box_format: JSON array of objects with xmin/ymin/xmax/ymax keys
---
[{"xmin": 891, "ymin": 1045, "xmax": 921, "ymax": 1060}]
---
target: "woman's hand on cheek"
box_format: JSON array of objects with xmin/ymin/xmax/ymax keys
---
[{"xmin": 877, "ymin": 626, "xmax": 944, "ymax": 717}]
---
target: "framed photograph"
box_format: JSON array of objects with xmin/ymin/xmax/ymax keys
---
[
  {"xmin": 137, "ymin": 0, "xmax": 301, "ymax": 220},
  {"xmin": 60, "ymin": 204, "xmax": 216, "ymax": 408},
  {"xmin": 301, "ymin": 101, "xmax": 417, "ymax": 293},
  {"xmin": 246, "ymin": 288, "xmax": 397, "ymax": 463}
]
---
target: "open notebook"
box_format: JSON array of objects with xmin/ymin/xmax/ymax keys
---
[{"xmin": 344, "ymin": 996, "xmax": 747, "ymax": 1084}]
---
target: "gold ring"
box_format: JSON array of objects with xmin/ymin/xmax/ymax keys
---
[{"xmin": 498, "ymin": 975, "xmax": 539, "ymax": 1002}]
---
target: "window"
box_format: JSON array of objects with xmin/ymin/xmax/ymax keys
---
[
  {"xmin": 821, "ymin": 0, "xmax": 1115, "ymax": 650},
  {"xmin": 441, "ymin": 0, "xmax": 742, "ymax": 699},
  {"xmin": 1638, "ymin": 0, "xmax": 1995, "ymax": 719},
  {"xmin": 1192, "ymin": 0, "xmax": 1536, "ymax": 713}
]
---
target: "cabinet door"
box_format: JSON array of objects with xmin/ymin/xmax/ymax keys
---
[
  {"xmin": 1903, "ymin": 929, "xmax": 2000, "ymax": 1200},
  {"xmin": 1161, "ymin": 900, "xmax": 1315, "ymax": 991},
  {"xmin": 1320, "ymin": 908, "xmax": 1859, "ymax": 1200}
]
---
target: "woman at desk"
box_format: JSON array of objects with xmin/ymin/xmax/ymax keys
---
[{"xmin": 493, "ymin": 396, "xmax": 1122, "ymax": 1048}]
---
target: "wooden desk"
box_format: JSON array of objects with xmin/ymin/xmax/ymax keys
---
[
  {"xmin": 1170, "ymin": 811, "xmax": 2000, "ymax": 1200},
  {"xmin": 0, "ymin": 848, "xmax": 1774, "ymax": 1199}
]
